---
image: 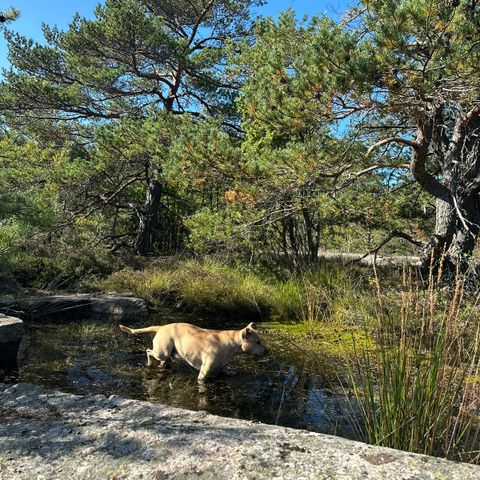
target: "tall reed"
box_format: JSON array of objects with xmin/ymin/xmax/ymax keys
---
[{"xmin": 348, "ymin": 266, "xmax": 480, "ymax": 462}]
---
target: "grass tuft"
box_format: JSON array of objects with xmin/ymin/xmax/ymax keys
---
[{"xmin": 346, "ymin": 268, "xmax": 480, "ymax": 462}]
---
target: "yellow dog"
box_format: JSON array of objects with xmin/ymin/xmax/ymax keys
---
[{"xmin": 119, "ymin": 322, "xmax": 268, "ymax": 381}]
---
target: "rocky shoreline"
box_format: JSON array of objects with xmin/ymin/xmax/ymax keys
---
[{"xmin": 1, "ymin": 382, "xmax": 479, "ymax": 480}]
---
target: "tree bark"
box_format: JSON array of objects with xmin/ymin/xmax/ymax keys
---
[
  {"xmin": 423, "ymin": 196, "xmax": 480, "ymax": 273},
  {"xmin": 419, "ymin": 113, "xmax": 480, "ymax": 273},
  {"xmin": 422, "ymin": 199, "xmax": 456, "ymax": 269},
  {"xmin": 448, "ymin": 197, "xmax": 480, "ymax": 269},
  {"xmin": 134, "ymin": 177, "xmax": 162, "ymax": 256}
]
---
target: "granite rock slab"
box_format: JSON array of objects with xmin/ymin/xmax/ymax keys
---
[{"xmin": 1, "ymin": 382, "xmax": 479, "ymax": 480}]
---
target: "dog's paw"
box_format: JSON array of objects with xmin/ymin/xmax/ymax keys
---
[{"xmin": 222, "ymin": 366, "xmax": 237, "ymax": 376}]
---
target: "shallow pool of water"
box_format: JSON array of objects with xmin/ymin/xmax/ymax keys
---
[{"xmin": 2, "ymin": 310, "xmax": 360, "ymax": 438}]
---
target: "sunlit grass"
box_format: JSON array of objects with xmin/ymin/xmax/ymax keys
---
[{"xmin": 98, "ymin": 257, "xmax": 369, "ymax": 323}]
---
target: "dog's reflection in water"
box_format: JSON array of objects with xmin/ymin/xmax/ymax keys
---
[
  {"xmin": 139, "ymin": 360, "xmax": 254, "ymax": 413},
  {"xmin": 139, "ymin": 367, "xmax": 220, "ymax": 410}
]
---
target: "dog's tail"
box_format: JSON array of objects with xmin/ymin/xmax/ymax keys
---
[{"xmin": 119, "ymin": 324, "xmax": 162, "ymax": 335}]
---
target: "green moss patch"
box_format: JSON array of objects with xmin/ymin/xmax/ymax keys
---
[{"xmin": 265, "ymin": 320, "xmax": 373, "ymax": 358}]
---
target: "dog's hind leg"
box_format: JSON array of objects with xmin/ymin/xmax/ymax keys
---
[
  {"xmin": 147, "ymin": 336, "xmax": 174, "ymax": 369},
  {"xmin": 146, "ymin": 349, "xmax": 159, "ymax": 368}
]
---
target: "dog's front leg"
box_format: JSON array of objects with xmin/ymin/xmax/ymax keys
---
[
  {"xmin": 197, "ymin": 368, "xmax": 208, "ymax": 382},
  {"xmin": 197, "ymin": 360, "xmax": 215, "ymax": 382}
]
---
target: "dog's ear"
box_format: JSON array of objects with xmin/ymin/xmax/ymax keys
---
[
  {"xmin": 242, "ymin": 322, "xmax": 255, "ymax": 340},
  {"xmin": 242, "ymin": 326, "xmax": 252, "ymax": 340}
]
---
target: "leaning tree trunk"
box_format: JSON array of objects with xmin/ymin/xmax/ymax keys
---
[
  {"xmin": 134, "ymin": 177, "xmax": 162, "ymax": 256},
  {"xmin": 133, "ymin": 68, "xmax": 181, "ymax": 256},
  {"xmin": 422, "ymin": 197, "xmax": 479, "ymax": 273},
  {"xmin": 419, "ymin": 113, "xmax": 480, "ymax": 274}
]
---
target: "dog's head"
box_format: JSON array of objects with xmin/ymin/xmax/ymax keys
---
[{"xmin": 240, "ymin": 323, "xmax": 268, "ymax": 357}]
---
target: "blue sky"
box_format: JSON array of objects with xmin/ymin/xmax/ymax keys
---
[{"xmin": 0, "ymin": 1, "xmax": 351, "ymax": 70}]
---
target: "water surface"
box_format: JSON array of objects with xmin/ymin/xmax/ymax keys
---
[{"xmin": 2, "ymin": 309, "xmax": 360, "ymax": 438}]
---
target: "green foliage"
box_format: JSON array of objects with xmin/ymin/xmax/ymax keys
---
[
  {"xmin": 0, "ymin": 0, "xmax": 265, "ymax": 257},
  {"xmin": 0, "ymin": 138, "xmax": 62, "ymax": 234},
  {"xmin": 231, "ymin": 1, "xmax": 480, "ymax": 269},
  {"xmin": 0, "ymin": 131, "xmax": 122, "ymax": 287},
  {"xmin": 0, "ymin": 0, "xmax": 451, "ymax": 266},
  {"xmin": 2, "ymin": 0, "xmax": 262, "ymax": 120},
  {"xmin": 0, "ymin": 7, "xmax": 19, "ymax": 27},
  {"xmin": 0, "ymin": 136, "xmax": 67, "ymax": 256},
  {"xmin": 0, "ymin": 232, "xmax": 118, "ymax": 289}
]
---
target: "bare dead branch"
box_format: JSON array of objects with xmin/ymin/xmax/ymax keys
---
[
  {"xmin": 354, "ymin": 229, "xmax": 426, "ymax": 265},
  {"xmin": 333, "ymin": 163, "xmax": 409, "ymax": 192}
]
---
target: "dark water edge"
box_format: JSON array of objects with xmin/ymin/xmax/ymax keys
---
[{"xmin": 1, "ymin": 310, "xmax": 362, "ymax": 439}]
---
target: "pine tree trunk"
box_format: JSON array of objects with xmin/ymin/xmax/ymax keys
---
[
  {"xmin": 417, "ymin": 111, "xmax": 480, "ymax": 274},
  {"xmin": 421, "ymin": 186, "xmax": 480, "ymax": 275},
  {"xmin": 133, "ymin": 72, "xmax": 181, "ymax": 256},
  {"xmin": 421, "ymin": 199, "xmax": 456, "ymax": 270},
  {"xmin": 445, "ymin": 196, "xmax": 480, "ymax": 271},
  {"xmin": 134, "ymin": 178, "xmax": 162, "ymax": 256}
]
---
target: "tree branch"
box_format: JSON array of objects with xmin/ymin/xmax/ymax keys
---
[
  {"xmin": 355, "ymin": 230, "xmax": 426, "ymax": 264},
  {"xmin": 186, "ymin": 0, "xmax": 215, "ymax": 50},
  {"xmin": 333, "ymin": 163, "xmax": 409, "ymax": 192},
  {"xmin": 366, "ymin": 137, "xmax": 422, "ymax": 156},
  {"xmin": 411, "ymin": 121, "xmax": 453, "ymax": 204},
  {"xmin": 465, "ymin": 103, "xmax": 480, "ymax": 125}
]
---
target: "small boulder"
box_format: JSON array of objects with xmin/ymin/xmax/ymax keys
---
[{"xmin": 0, "ymin": 315, "xmax": 24, "ymax": 370}]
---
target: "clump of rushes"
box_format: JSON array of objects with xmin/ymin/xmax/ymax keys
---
[
  {"xmin": 347, "ymin": 264, "xmax": 480, "ymax": 463},
  {"xmin": 298, "ymin": 281, "xmax": 329, "ymax": 326},
  {"xmin": 99, "ymin": 257, "xmax": 362, "ymax": 322}
]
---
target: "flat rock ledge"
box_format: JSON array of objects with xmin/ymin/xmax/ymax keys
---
[
  {"xmin": 1, "ymin": 383, "xmax": 479, "ymax": 480},
  {"xmin": 0, "ymin": 293, "xmax": 148, "ymax": 321}
]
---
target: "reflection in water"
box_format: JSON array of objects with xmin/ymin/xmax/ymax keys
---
[{"xmin": 1, "ymin": 314, "xmax": 362, "ymax": 439}]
